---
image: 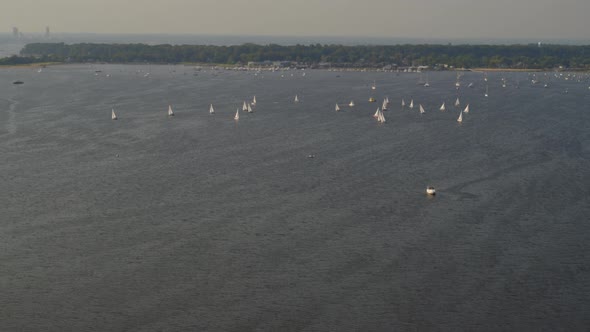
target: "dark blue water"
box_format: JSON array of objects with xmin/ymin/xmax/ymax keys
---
[{"xmin": 1, "ymin": 65, "xmax": 589, "ymax": 331}]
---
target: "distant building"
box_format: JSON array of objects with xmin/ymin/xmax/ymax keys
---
[
  {"xmin": 45, "ymin": 26, "xmax": 50, "ymax": 38},
  {"xmin": 12, "ymin": 27, "xmax": 18, "ymax": 38}
]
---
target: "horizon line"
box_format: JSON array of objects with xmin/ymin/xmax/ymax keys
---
[{"xmin": 3, "ymin": 32, "xmax": 590, "ymax": 45}]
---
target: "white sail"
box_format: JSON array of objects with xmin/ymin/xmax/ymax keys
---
[
  {"xmin": 454, "ymin": 97, "xmax": 460, "ymax": 107},
  {"xmin": 168, "ymin": 105, "xmax": 174, "ymax": 116},
  {"xmin": 401, "ymin": 98, "xmax": 405, "ymax": 107},
  {"xmin": 377, "ymin": 109, "xmax": 386, "ymax": 123},
  {"xmin": 382, "ymin": 99, "xmax": 388, "ymax": 110},
  {"xmin": 349, "ymin": 100, "xmax": 355, "ymax": 107},
  {"xmin": 335, "ymin": 103, "xmax": 340, "ymax": 112},
  {"xmin": 247, "ymin": 103, "xmax": 253, "ymax": 113},
  {"xmin": 209, "ymin": 104, "xmax": 215, "ymax": 114},
  {"xmin": 485, "ymin": 85, "xmax": 489, "ymax": 97},
  {"xmin": 463, "ymin": 104, "xmax": 470, "ymax": 113},
  {"xmin": 409, "ymin": 99, "xmax": 414, "ymax": 109},
  {"xmin": 252, "ymin": 96, "xmax": 257, "ymax": 105},
  {"xmin": 439, "ymin": 102, "xmax": 446, "ymax": 111},
  {"xmin": 373, "ymin": 107, "xmax": 380, "ymax": 118},
  {"xmin": 242, "ymin": 101, "xmax": 248, "ymax": 111},
  {"xmin": 111, "ymin": 109, "xmax": 118, "ymax": 120},
  {"xmin": 419, "ymin": 104, "xmax": 425, "ymax": 114},
  {"xmin": 457, "ymin": 111, "xmax": 463, "ymax": 123},
  {"xmin": 234, "ymin": 108, "xmax": 240, "ymax": 120},
  {"xmin": 294, "ymin": 95, "xmax": 299, "ymax": 102}
]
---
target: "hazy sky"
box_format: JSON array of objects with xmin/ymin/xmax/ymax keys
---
[{"xmin": 4, "ymin": 0, "xmax": 590, "ymax": 40}]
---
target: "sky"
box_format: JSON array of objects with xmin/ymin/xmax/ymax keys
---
[{"xmin": 4, "ymin": 0, "xmax": 590, "ymax": 41}]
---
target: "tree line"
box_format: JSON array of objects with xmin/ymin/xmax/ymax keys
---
[{"xmin": 14, "ymin": 42, "xmax": 590, "ymax": 69}]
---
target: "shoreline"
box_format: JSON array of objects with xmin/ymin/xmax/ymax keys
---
[
  {"xmin": 0, "ymin": 62, "xmax": 62, "ymax": 69},
  {"xmin": 469, "ymin": 68, "xmax": 543, "ymax": 72},
  {"xmin": 1, "ymin": 62, "xmax": 585, "ymax": 73}
]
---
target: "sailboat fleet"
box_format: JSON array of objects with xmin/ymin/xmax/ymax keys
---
[{"xmin": 107, "ymin": 70, "xmax": 492, "ymax": 125}]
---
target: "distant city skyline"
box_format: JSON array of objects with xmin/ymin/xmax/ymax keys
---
[{"xmin": 4, "ymin": 0, "xmax": 590, "ymax": 41}]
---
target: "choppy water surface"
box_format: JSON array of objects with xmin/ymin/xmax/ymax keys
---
[{"xmin": 1, "ymin": 65, "xmax": 589, "ymax": 331}]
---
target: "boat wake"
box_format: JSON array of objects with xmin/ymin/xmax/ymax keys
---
[{"xmin": 1, "ymin": 98, "xmax": 18, "ymax": 136}]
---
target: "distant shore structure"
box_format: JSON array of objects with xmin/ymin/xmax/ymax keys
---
[{"xmin": 45, "ymin": 27, "xmax": 50, "ymax": 38}]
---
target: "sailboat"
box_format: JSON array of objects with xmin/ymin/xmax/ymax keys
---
[
  {"xmin": 373, "ymin": 108, "xmax": 385, "ymax": 123},
  {"xmin": 251, "ymin": 96, "xmax": 257, "ymax": 105},
  {"xmin": 335, "ymin": 103, "xmax": 340, "ymax": 112},
  {"xmin": 349, "ymin": 100, "xmax": 355, "ymax": 107},
  {"xmin": 247, "ymin": 103, "xmax": 254, "ymax": 113},
  {"xmin": 454, "ymin": 97, "xmax": 460, "ymax": 107},
  {"xmin": 409, "ymin": 99, "xmax": 414, "ymax": 109},
  {"xmin": 294, "ymin": 95, "xmax": 299, "ymax": 102},
  {"xmin": 371, "ymin": 80, "xmax": 376, "ymax": 90},
  {"xmin": 401, "ymin": 99, "xmax": 406, "ymax": 107},
  {"xmin": 377, "ymin": 108, "xmax": 386, "ymax": 123},
  {"xmin": 463, "ymin": 104, "xmax": 470, "ymax": 113},
  {"xmin": 373, "ymin": 107, "xmax": 380, "ymax": 118},
  {"xmin": 111, "ymin": 109, "xmax": 118, "ymax": 120},
  {"xmin": 457, "ymin": 111, "xmax": 463, "ymax": 123},
  {"xmin": 242, "ymin": 101, "xmax": 248, "ymax": 112},
  {"xmin": 439, "ymin": 102, "xmax": 446, "ymax": 111},
  {"xmin": 382, "ymin": 98, "xmax": 388, "ymax": 111},
  {"xmin": 234, "ymin": 108, "xmax": 240, "ymax": 120},
  {"xmin": 485, "ymin": 85, "xmax": 489, "ymax": 97},
  {"xmin": 209, "ymin": 104, "xmax": 215, "ymax": 114},
  {"xmin": 419, "ymin": 104, "xmax": 425, "ymax": 114},
  {"xmin": 168, "ymin": 105, "xmax": 174, "ymax": 116}
]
